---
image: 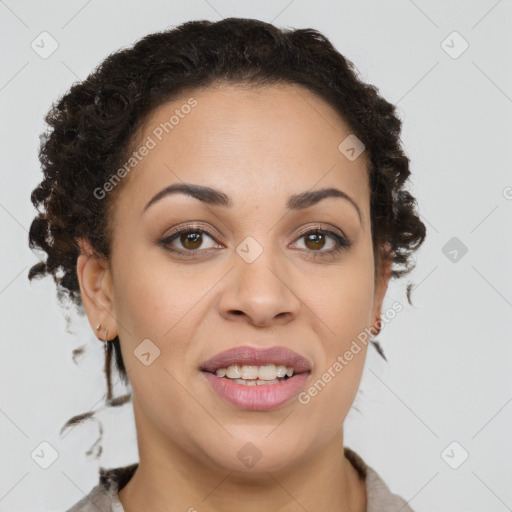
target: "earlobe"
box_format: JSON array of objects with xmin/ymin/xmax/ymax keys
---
[{"xmin": 76, "ymin": 238, "xmax": 117, "ymax": 339}]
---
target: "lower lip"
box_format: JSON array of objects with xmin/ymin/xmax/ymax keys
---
[{"xmin": 202, "ymin": 371, "xmax": 310, "ymax": 411}]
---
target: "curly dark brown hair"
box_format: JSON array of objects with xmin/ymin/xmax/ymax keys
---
[{"xmin": 28, "ymin": 17, "xmax": 426, "ymax": 425}]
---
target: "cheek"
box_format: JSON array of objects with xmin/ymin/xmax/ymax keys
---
[
  {"xmin": 111, "ymin": 244, "xmax": 209, "ymax": 343},
  {"xmin": 110, "ymin": 248, "xmax": 211, "ymax": 434},
  {"xmin": 296, "ymin": 284, "xmax": 371, "ymax": 441},
  {"xmin": 294, "ymin": 242, "xmax": 374, "ymax": 421},
  {"xmin": 307, "ymin": 241, "xmax": 376, "ymax": 346}
]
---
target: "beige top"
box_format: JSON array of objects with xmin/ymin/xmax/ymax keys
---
[{"xmin": 67, "ymin": 447, "xmax": 414, "ymax": 512}]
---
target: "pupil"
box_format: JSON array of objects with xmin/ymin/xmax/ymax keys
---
[
  {"xmin": 306, "ymin": 232, "xmax": 324, "ymax": 250},
  {"xmin": 183, "ymin": 232, "xmax": 201, "ymax": 249}
]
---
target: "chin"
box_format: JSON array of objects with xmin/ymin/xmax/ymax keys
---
[{"xmin": 197, "ymin": 433, "xmax": 306, "ymax": 476}]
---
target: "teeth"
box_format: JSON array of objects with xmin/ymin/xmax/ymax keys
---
[
  {"xmin": 258, "ymin": 364, "xmax": 277, "ymax": 380},
  {"xmin": 275, "ymin": 365, "xmax": 288, "ymax": 378},
  {"xmin": 232, "ymin": 378, "xmax": 282, "ymax": 386},
  {"xmin": 215, "ymin": 364, "xmax": 294, "ymax": 379},
  {"xmin": 240, "ymin": 365, "xmax": 259, "ymax": 379},
  {"xmin": 225, "ymin": 365, "xmax": 241, "ymax": 379},
  {"xmin": 215, "ymin": 368, "xmax": 227, "ymax": 378}
]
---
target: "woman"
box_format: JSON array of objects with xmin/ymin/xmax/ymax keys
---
[{"xmin": 29, "ymin": 17, "xmax": 426, "ymax": 512}]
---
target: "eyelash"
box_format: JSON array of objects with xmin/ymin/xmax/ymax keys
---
[{"xmin": 158, "ymin": 223, "xmax": 351, "ymax": 260}]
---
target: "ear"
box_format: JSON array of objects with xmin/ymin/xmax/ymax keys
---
[
  {"xmin": 76, "ymin": 237, "xmax": 117, "ymax": 341},
  {"xmin": 371, "ymin": 243, "xmax": 393, "ymax": 329}
]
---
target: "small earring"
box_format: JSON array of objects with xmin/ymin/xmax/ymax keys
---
[{"xmin": 96, "ymin": 323, "xmax": 108, "ymax": 343}]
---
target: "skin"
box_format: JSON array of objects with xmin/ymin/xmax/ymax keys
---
[{"xmin": 77, "ymin": 82, "xmax": 392, "ymax": 512}]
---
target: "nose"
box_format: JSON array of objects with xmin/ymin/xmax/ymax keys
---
[{"xmin": 217, "ymin": 245, "xmax": 302, "ymax": 327}]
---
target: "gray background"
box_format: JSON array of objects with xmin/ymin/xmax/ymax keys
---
[{"xmin": 1, "ymin": 0, "xmax": 511, "ymax": 510}]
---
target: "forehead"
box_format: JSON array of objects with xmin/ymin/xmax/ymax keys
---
[{"xmin": 114, "ymin": 82, "xmax": 370, "ymax": 217}]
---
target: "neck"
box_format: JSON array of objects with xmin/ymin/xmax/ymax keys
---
[{"xmin": 118, "ymin": 397, "xmax": 366, "ymax": 512}]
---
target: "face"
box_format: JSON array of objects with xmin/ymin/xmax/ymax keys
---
[{"xmin": 78, "ymin": 82, "xmax": 391, "ymax": 475}]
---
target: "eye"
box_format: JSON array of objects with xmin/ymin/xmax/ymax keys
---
[
  {"xmin": 291, "ymin": 227, "xmax": 351, "ymax": 258},
  {"xmin": 159, "ymin": 224, "xmax": 221, "ymax": 258}
]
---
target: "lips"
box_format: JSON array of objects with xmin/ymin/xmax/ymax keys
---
[
  {"xmin": 202, "ymin": 371, "xmax": 310, "ymax": 411},
  {"xmin": 200, "ymin": 345, "xmax": 311, "ymax": 374}
]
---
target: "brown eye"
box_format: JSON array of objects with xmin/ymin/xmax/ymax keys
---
[
  {"xmin": 180, "ymin": 232, "xmax": 203, "ymax": 250},
  {"xmin": 304, "ymin": 231, "xmax": 327, "ymax": 251},
  {"xmin": 291, "ymin": 228, "xmax": 351, "ymax": 259},
  {"xmin": 159, "ymin": 226, "xmax": 220, "ymax": 257}
]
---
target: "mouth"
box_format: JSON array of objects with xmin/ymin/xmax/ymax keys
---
[{"xmin": 199, "ymin": 345, "xmax": 311, "ymax": 411}]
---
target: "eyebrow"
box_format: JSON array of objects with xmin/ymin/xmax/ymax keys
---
[{"xmin": 142, "ymin": 183, "xmax": 362, "ymax": 223}]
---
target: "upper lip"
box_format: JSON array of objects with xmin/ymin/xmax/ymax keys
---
[{"xmin": 200, "ymin": 345, "xmax": 311, "ymax": 374}]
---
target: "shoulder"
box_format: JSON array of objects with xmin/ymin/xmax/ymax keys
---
[
  {"xmin": 66, "ymin": 483, "xmax": 116, "ymax": 512},
  {"xmin": 66, "ymin": 464, "xmax": 138, "ymax": 512},
  {"xmin": 344, "ymin": 447, "xmax": 415, "ymax": 512}
]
